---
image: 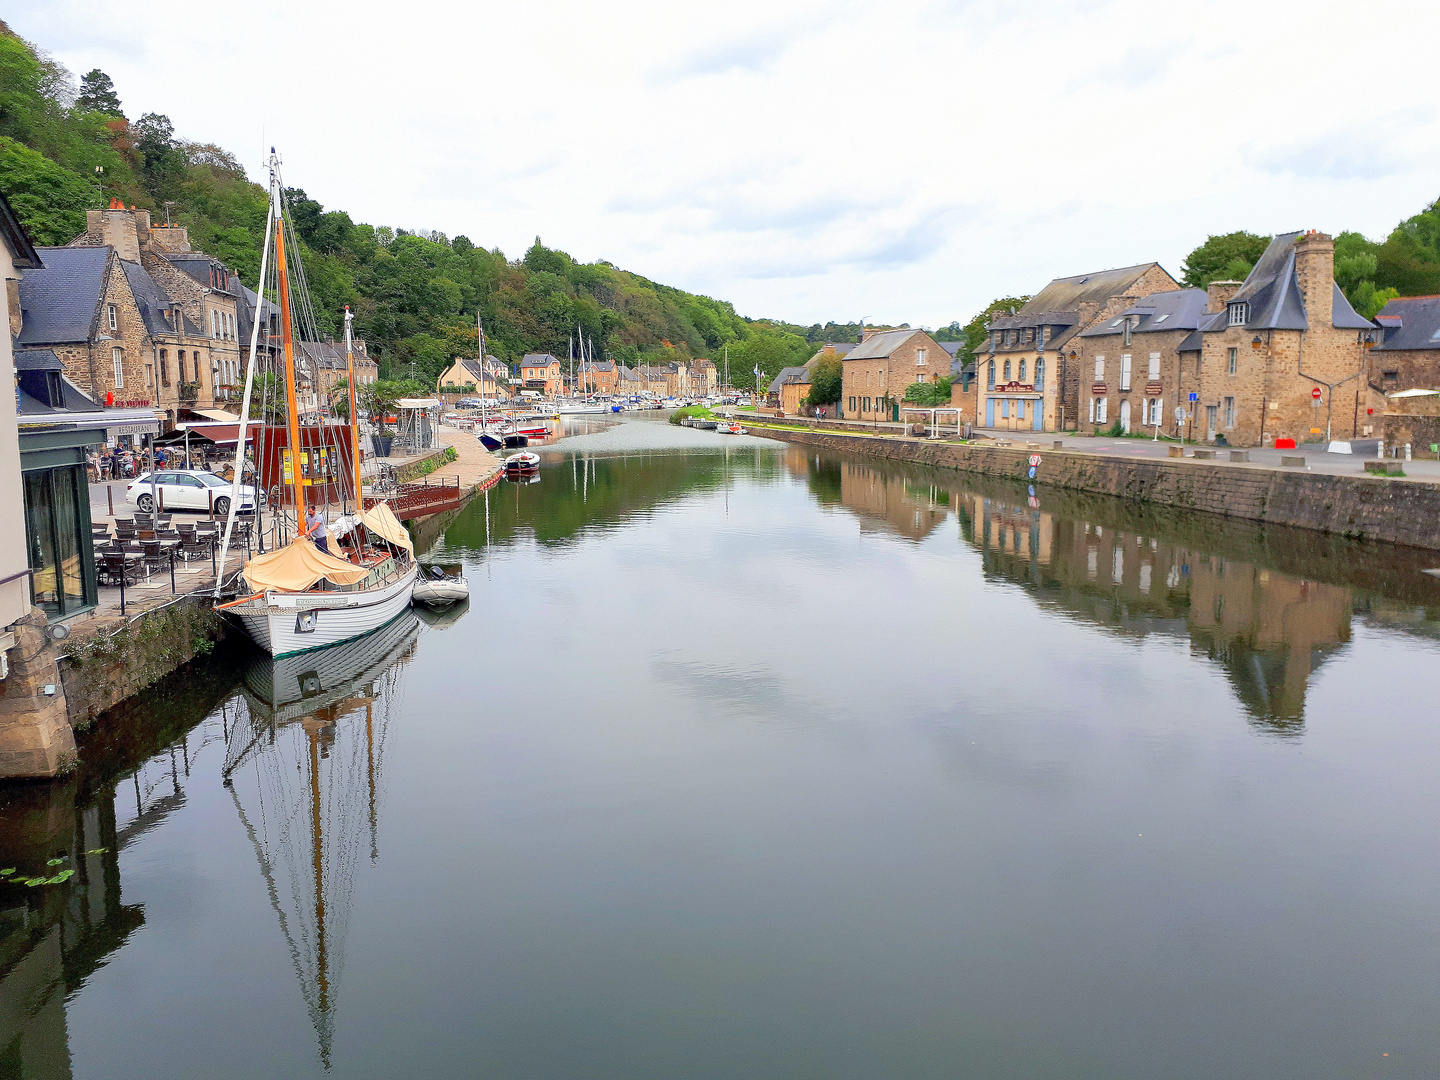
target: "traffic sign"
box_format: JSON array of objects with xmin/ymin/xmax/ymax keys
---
[
  {"xmin": 1174, "ymin": 407, "xmax": 1186, "ymax": 421},
  {"xmin": 1028, "ymin": 454, "xmax": 1041, "ymax": 467},
  {"xmin": 1188, "ymin": 392, "xmax": 1198, "ymax": 402},
  {"xmin": 1312, "ymin": 387, "xmax": 1323, "ymax": 400}
]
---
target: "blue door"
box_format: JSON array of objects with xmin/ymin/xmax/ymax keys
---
[
  {"xmin": 985, "ymin": 398, "xmax": 994, "ymax": 427},
  {"xmin": 1033, "ymin": 399, "xmax": 1043, "ymax": 431}
]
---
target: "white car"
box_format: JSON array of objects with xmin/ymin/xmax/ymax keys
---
[{"xmin": 126, "ymin": 470, "xmax": 262, "ymax": 516}]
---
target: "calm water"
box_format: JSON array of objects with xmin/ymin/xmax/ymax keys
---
[{"xmin": 3, "ymin": 417, "xmax": 1440, "ymax": 1078}]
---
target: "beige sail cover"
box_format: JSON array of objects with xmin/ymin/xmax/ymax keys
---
[
  {"xmin": 359, "ymin": 502, "xmax": 413, "ymax": 554},
  {"xmin": 242, "ymin": 539, "xmax": 371, "ymax": 593}
]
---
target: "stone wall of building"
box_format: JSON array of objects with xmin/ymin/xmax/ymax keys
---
[
  {"xmin": 0, "ymin": 609, "xmax": 77, "ymax": 778},
  {"xmin": 842, "ymin": 333, "xmax": 945, "ymax": 421},
  {"xmin": 1073, "ymin": 328, "xmax": 1199, "ymax": 436}
]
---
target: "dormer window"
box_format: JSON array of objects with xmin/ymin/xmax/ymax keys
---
[
  {"xmin": 45, "ymin": 370, "xmax": 64, "ymax": 407},
  {"xmin": 1227, "ymin": 302, "xmax": 1248, "ymax": 327}
]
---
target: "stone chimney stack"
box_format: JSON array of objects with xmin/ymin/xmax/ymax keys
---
[
  {"xmin": 1206, "ymin": 280, "xmax": 1243, "ymax": 314},
  {"xmin": 1294, "ymin": 230, "xmax": 1334, "ymax": 328}
]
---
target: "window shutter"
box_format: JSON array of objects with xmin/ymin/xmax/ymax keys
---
[
  {"xmin": 1094, "ymin": 355, "xmax": 1104, "ymax": 380},
  {"xmin": 1148, "ymin": 352, "xmax": 1160, "ymax": 380}
]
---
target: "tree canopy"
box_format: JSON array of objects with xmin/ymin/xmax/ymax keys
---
[
  {"xmin": 1180, "ymin": 231, "xmax": 1271, "ymax": 289},
  {"xmin": 76, "ymin": 69, "xmax": 121, "ymax": 115},
  {"xmin": 804, "ymin": 356, "xmax": 843, "ymax": 407}
]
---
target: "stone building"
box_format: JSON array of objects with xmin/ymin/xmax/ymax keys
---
[
  {"xmin": 438, "ymin": 354, "xmax": 508, "ymax": 398},
  {"xmin": 769, "ymin": 366, "xmax": 809, "ymax": 413},
  {"xmin": 1071, "ymin": 288, "xmax": 1208, "ymax": 436},
  {"xmin": 1367, "ymin": 295, "xmax": 1440, "ymax": 451},
  {"xmin": 1193, "ymin": 231, "xmax": 1375, "ymax": 447},
  {"xmin": 974, "ymin": 263, "xmax": 1180, "ymax": 432},
  {"xmin": 520, "ymin": 353, "xmax": 563, "ymax": 396},
  {"xmin": 297, "ymin": 338, "xmax": 379, "ymax": 417},
  {"xmin": 576, "ymin": 360, "xmax": 620, "ymax": 395},
  {"xmin": 839, "ymin": 328, "xmax": 949, "ymax": 422},
  {"xmin": 637, "ymin": 364, "xmax": 670, "ymax": 397}
]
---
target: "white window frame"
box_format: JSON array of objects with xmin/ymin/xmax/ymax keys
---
[
  {"xmin": 1094, "ymin": 355, "xmax": 1105, "ymax": 381},
  {"xmin": 1148, "ymin": 352, "xmax": 1160, "ymax": 380},
  {"xmin": 1224, "ymin": 396, "xmax": 1236, "ymax": 429},
  {"xmin": 1097, "ymin": 397, "xmax": 1108, "ymax": 424},
  {"xmin": 1227, "ymin": 347, "xmax": 1237, "ymax": 375},
  {"xmin": 112, "ymin": 346, "xmax": 124, "ymax": 389},
  {"xmin": 915, "ymin": 348, "xmax": 927, "ymax": 366},
  {"xmin": 1088, "ymin": 396, "xmax": 1096, "ymax": 423},
  {"xmin": 107, "ymin": 304, "xmax": 117, "ymax": 331},
  {"xmin": 1120, "ymin": 353, "xmax": 1132, "ymax": 391},
  {"xmin": 1228, "ymin": 302, "xmax": 1248, "ymax": 326}
]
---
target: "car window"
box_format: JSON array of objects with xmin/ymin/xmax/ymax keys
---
[
  {"xmin": 153, "ymin": 473, "xmax": 175, "ymax": 485},
  {"xmin": 198, "ymin": 473, "xmax": 226, "ymax": 487},
  {"xmin": 178, "ymin": 476, "xmax": 204, "ymax": 488}
]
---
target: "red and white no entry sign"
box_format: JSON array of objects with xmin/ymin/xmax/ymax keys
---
[{"xmin": 1312, "ymin": 387, "xmax": 1323, "ymax": 399}]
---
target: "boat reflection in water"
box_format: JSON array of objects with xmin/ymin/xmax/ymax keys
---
[
  {"xmin": 223, "ymin": 611, "xmax": 421, "ymax": 1069},
  {"xmin": 414, "ymin": 598, "xmax": 469, "ymax": 630}
]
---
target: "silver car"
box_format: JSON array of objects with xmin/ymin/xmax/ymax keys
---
[{"xmin": 126, "ymin": 470, "xmax": 262, "ymax": 516}]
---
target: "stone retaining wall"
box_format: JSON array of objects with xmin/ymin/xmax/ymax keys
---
[{"xmin": 746, "ymin": 425, "xmax": 1440, "ymax": 552}]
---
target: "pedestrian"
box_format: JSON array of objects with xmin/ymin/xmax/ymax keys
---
[{"xmin": 303, "ymin": 505, "xmax": 330, "ymax": 555}]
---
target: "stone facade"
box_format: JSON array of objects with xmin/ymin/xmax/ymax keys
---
[
  {"xmin": 980, "ymin": 263, "xmax": 1180, "ymax": 433},
  {"xmin": 0, "ymin": 609, "xmax": 76, "ymax": 778},
  {"xmin": 840, "ymin": 329, "xmax": 948, "ymax": 422},
  {"xmin": 1194, "ymin": 232, "xmax": 1377, "ymax": 447}
]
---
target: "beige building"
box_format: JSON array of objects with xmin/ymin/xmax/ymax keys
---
[
  {"xmin": 438, "ymin": 354, "xmax": 508, "ymax": 398},
  {"xmin": 976, "ymin": 263, "xmax": 1180, "ymax": 432},
  {"xmin": 840, "ymin": 329, "xmax": 948, "ymax": 422},
  {"xmin": 1194, "ymin": 231, "xmax": 1375, "ymax": 446}
]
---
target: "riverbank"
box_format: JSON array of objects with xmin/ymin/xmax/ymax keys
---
[{"xmin": 738, "ymin": 421, "xmax": 1440, "ymax": 552}]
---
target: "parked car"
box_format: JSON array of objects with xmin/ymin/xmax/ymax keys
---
[{"xmin": 126, "ymin": 470, "xmax": 262, "ymax": 516}]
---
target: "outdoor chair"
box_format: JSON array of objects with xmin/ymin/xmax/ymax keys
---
[
  {"xmin": 180, "ymin": 533, "xmax": 210, "ymax": 564},
  {"xmin": 141, "ymin": 540, "xmax": 167, "ymax": 577},
  {"xmin": 115, "ymin": 525, "xmax": 137, "ymax": 542},
  {"xmin": 101, "ymin": 551, "xmax": 140, "ymax": 588}
]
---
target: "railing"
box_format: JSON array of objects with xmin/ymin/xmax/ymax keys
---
[{"xmin": 364, "ymin": 476, "xmax": 462, "ymax": 520}]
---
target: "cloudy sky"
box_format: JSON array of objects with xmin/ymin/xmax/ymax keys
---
[{"xmin": 12, "ymin": 0, "xmax": 1440, "ymax": 328}]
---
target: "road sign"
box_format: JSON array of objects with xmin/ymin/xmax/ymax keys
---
[
  {"xmin": 1188, "ymin": 392, "xmax": 1198, "ymax": 402},
  {"xmin": 1174, "ymin": 407, "xmax": 1186, "ymax": 421},
  {"xmin": 1312, "ymin": 387, "xmax": 1323, "ymax": 400},
  {"xmin": 1028, "ymin": 454, "xmax": 1041, "ymax": 467}
]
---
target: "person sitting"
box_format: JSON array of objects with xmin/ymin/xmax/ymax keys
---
[{"xmin": 303, "ymin": 505, "xmax": 330, "ymax": 555}]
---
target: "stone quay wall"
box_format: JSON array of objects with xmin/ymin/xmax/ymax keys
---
[{"xmin": 745, "ymin": 425, "xmax": 1440, "ymax": 552}]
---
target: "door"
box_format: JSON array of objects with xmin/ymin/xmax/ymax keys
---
[
  {"xmin": 1206, "ymin": 405, "xmax": 1218, "ymax": 441},
  {"xmin": 986, "ymin": 398, "xmax": 994, "ymax": 427},
  {"xmin": 1119, "ymin": 398, "xmax": 1131, "ymax": 434},
  {"xmin": 1033, "ymin": 399, "xmax": 1044, "ymax": 431},
  {"xmin": 173, "ymin": 473, "xmax": 207, "ymax": 508}
]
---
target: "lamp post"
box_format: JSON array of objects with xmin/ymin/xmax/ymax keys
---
[{"xmin": 1251, "ymin": 334, "xmax": 1265, "ymax": 445}]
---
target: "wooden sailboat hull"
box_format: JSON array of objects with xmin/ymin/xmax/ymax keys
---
[{"xmin": 230, "ymin": 563, "xmax": 419, "ymax": 657}]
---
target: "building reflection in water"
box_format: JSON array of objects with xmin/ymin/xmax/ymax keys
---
[
  {"xmin": 790, "ymin": 449, "xmax": 1439, "ymax": 735},
  {"xmin": 223, "ymin": 611, "xmax": 420, "ymax": 1070}
]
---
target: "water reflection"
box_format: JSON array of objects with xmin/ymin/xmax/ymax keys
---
[
  {"xmin": 783, "ymin": 447, "xmax": 1440, "ymax": 733},
  {"xmin": 224, "ymin": 612, "xmax": 420, "ymax": 1068}
]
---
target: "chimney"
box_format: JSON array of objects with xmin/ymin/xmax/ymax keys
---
[
  {"xmin": 93, "ymin": 205, "xmax": 147, "ymax": 262},
  {"xmin": 7, "ymin": 279, "xmax": 21, "ymax": 338},
  {"xmin": 1206, "ymin": 280, "xmax": 1243, "ymax": 314},
  {"xmin": 1294, "ymin": 230, "xmax": 1334, "ymax": 327}
]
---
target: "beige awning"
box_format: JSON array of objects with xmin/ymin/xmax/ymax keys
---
[
  {"xmin": 358, "ymin": 501, "xmax": 413, "ymax": 554},
  {"xmin": 186, "ymin": 408, "xmax": 242, "ymax": 423},
  {"xmin": 1387, "ymin": 388, "xmax": 1440, "ymax": 398},
  {"xmin": 243, "ymin": 540, "xmax": 371, "ymax": 593}
]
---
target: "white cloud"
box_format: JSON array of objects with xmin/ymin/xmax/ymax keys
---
[{"xmin": 11, "ymin": 0, "xmax": 1440, "ymax": 329}]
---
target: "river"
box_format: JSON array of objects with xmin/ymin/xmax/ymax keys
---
[{"xmin": 3, "ymin": 416, "xmax": 1438, "ymax": 1078}]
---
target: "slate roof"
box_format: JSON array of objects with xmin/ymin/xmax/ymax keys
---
[
  {"xmin": 1372, "ymin": 295, "xmax": 1440, "ymax": 351},
  {"xmin": 119, "ymin": 259, "xmax": 204, "ymax": 337},
  {"xmin": 299, "ymin": 339, "xmax": 375, "ymax": 370},
  {"xmin": 769, "ymin": 366, "xmax": 810, "ymax": 393},
  {"xmin": 165, "ymin": 252, "xmax": 240, "ymax": 296},
  {"xmin": 1079, "ymin": 289, "xmax": 1209, "ymax": 338},
  {"xmin": 521, "ymin": 353, "xmax": 560, "ymax": 367},
  {"xmin": 845, "ymin": 329, "xmax": 923, "ymax": 360},
  {"xmin": 0, "ymin": 192, "xmax": 40, "ymax": 269},
  {"xmin": 15, "ymin": 247, "xmax": 109, "ymax": 344},
  {"xmin": 15, "ymin": 349, "xmax": 103, "ymax": 415},
  {"xmin": 1020, "ymin": 263, "xmax": 1166, "ymax": 315},
  {"xmin": 1195, "ymin": 232, "xmax": 1374, "ymax": 333}
]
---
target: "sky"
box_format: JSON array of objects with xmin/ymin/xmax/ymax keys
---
[{"xmin": 11, "ymin": 0, "xmax": 1440, "ymax": 329}]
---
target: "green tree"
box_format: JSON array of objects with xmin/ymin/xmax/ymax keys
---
[
  {"xmin": 804, "ymin": 355, "xmax": 843, "ymax": 408},
  {"xmin": 0, "ymin": 136, "xmax": 92, "ymax": 243},
  {"xmin": 956, "ymin": 297, "xmax": 1030, "ymax": 370},
  {"xmin": 75, "ymin": 69, "xmax": 122, "ymax": 115},
  {"xmin": 903, "ymin": 378, "xmax": 952, "ymax": 406},
  {"xmin": 1180, "ymin": 231, "xmax": 1271, "ymax": 288}
]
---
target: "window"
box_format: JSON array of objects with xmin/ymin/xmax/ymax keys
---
[
  {"xmin": 987, "ymin": 360, "xmax": 995, "ymax": 390},
  {"xmin": 1227, "ymin": 302, "xmax": 1248, "ymax": 326},
  {"xmin": 1003, "ymin": 360, "xmax": 1011, "ymax": 381},
  {"xmin": 1148, "ymin": 352, "xmax": 1160, "ymax": 380},
  {"xmin": 1088, "ymin": 396, "xmax": 1096, "ymax": 423},
  {"xmin": 1000, "ymin": 399, "xmax": 1009, "ymax": 419},
  {"xmin": 145, "ymin": 364, "xmax": 153, "ymax": 387},
  {"xmin": 1097, "ymin": 397, "xmax": 1108, "ymax": 424},
  {"xmin": 178, "ymin": 350, "xmax": 186, "ymax": 383},
  {"xmin": 1224, "ymin": 396, "xmax": 1236, "ymax": 428},
  {"xmin": 107, "ymin": 304, "xmax": 117, "ymax": 331},
  {"xmin": 112, "ymin": 346, "xmax": 124, "ymax": 388},
  {"xmin": 1018, "ymin": 359, "xmax": 1027, "ymax": 383},
  {"xmin": 1016, "ymin": 400, "xmax": 1025, "ymax": 420},
  {"xmin": 1035, "ymin": 359, "xmax": 1044, "ymax": 392},
  {"xmin": 915, "ymin": 348, "xmax": 927, "ymax": 366},
  {"xmin": 1037, "ymin": 327, "xmax": 1046, "ymax": 349},
  {"xmin": 1153, "ymin": 313, "xmax": 1170, "ymax": 324},
  {"xmin": 1227, "ymin": 347, "xmax": 1237, "ymax": 375},
  {"xmin": 1094, "ymin": 355, "xmax": 1105, "ymax": 381},
  {"xmin": 916, "ymin": 373, "xmax": 927, "ymax": 383},
  {"xmin": 1382, "ymin": 370, "xmax": 1399, "ymax": 385},
  {"xmin": 1123, "ymin": 317, "xmax": 1132, "ymax": 346},
  {"xmin": 1120, "ymin": 354, "xmax": 1132, "ymax": 391},
  {"xmin": 44, "ymin": 370, "xmax": 63, "ymax": 407},
  {"xmin": 160, "ymin": 349, "xmax": 170, "ymax": 386},
  {"xmin": 848, "ymin": 396, "xmax": 856, "ymax": 411}
]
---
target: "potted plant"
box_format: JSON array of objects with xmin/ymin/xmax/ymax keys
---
[{"xmin": 361, "ymin": 381, "xmax": 401, "ymax": 457}]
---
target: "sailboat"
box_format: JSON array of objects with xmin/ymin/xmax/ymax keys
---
[{"xmin": 214, "ymin": 150, "xmax": 417, "ymax": 657}]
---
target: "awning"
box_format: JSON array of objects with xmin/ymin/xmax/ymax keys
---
[
  {"xmin": 153, "ymin": 428, "xmax": 217, "ymax": 447},
  {"xmin": 396, "ymin": 398, "xmax": 442, "ymax": 409},
  {"xmin": 174, "ymin": 423, "xmax": 241, "ymax": 446},
  {"xmin": 242, "ymin": 540, "xmax": 371, "ymax": 592},
  {"xmin": 185, "ymin": 408, "xmax": 242, "ymax": 423},
  {"xmin": 1387, "ymin": 388, "xmax": 1440, "ymax": 398},
  {"xmin": 359, "ymin": 501, "xmax": 412, "ymax": 554}
]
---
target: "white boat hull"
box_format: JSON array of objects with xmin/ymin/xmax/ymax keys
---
[
  {"xmin": 412, "ymin": 578, "xmax": 469, "ymax": 606},
  {"xmin": 230, "ymin": 564, "xmax": 419, "ymax": 657}
]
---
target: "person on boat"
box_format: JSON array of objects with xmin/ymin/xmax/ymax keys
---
[{"xmin": 304, "ymin": 505, "xmax": 331, "ymax": 555}]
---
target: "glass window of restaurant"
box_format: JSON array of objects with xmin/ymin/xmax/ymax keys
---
[{"xmin": 23, "ymin": 460, "xmax": 97, "ymax": 618}]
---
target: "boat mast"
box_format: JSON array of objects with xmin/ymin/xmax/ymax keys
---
[
  {"xmin": 344, "ymin": 308, "xmax": 362, "ymax": 511},
  {"xmin": 274, "ymin": 195, "xmax": 306, "ymax": 531}
]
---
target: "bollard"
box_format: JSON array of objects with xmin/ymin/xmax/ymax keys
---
[
  {"xmin": 1053, "ymin": 440, "xmax": 1064, "ymax": 450},
  {"xmin": 1229, "ymin": 450, "xmax": 1250, "ymax": 462},
  {"xmin": 107, "ymin": 485, "xmax": 114, "ymax": 517},
  {"xmin": 169, "ymin": 550, "xmax": 176, "ymax": 594},
  {"xmin": 1281, "ymin": 455, "xmax": 1306, "ymax": 467},
  {"xmin": 119, "ymin": 569, "xmax": 126, "ymax": 615},
  {"xmin": 1168, "ymin": 445, "xmax": 1184, "ymax": 458}
]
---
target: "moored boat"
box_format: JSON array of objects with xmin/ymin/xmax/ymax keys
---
[
  {"xmin": 412, "ymin": 564, "xmax": 469, "ymax": 607},
  {"xmin": 504, "ymin": 451, "xmax": 540, "ymax": 475}
]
